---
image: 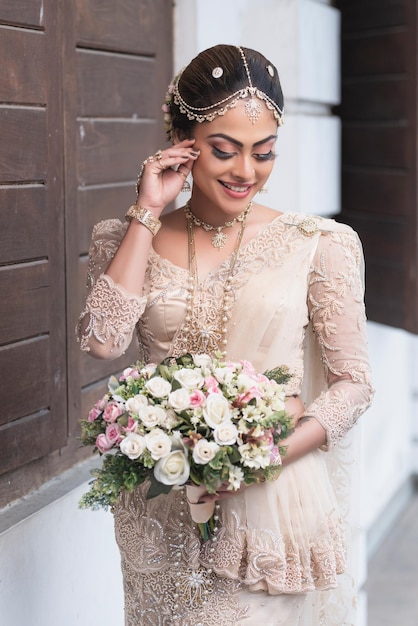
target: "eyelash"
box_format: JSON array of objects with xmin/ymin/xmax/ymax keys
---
[{"xmin": 212, "ymin": 146, "xmax": 276, "ymax": 162}]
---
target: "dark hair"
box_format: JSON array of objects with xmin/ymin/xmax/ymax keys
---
[{"xmin": 170, "ymin": 44, "xmax": 284, "ymax": 139}]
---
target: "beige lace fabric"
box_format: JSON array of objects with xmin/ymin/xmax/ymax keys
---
[{"xmin": 77, "ymin": 213, "xmax": 373, "ymax": 625}]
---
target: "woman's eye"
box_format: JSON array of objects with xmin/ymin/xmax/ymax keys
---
[
  {"xmin": 212, "ymin": 146, "xmax": 235, "ymax": 160},
  {"xmin": 254, "ymin": 151, "xmax": 276, "ymax": 162}
]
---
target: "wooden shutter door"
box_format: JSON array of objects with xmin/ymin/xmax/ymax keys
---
[
  {"xmin": 0, "ymin": 0, "xmax": 173, "ymax": 505},
  {"xmin": 64, "ymin": 0, "xmax": 173, "ymax": 440},
  {"xmin": 0, "ymin": 1, "xmax": 67, "ymax": 480},
  {"xmin": 339, "ymin": 0, "xmax": 418, "ymax": 332}
]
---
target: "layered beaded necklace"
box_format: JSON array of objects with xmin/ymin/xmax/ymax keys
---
[
  {"xmin": 182, "ymin": 201, "xmax": 252, "ymax": 356},
  {"xmin": 184, "ymin": 200, "xmax": 252, "ymax": 249}
]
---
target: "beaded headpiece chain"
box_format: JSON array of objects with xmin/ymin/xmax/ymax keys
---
[{"xmin": 162, "ymin": 46, "xmax": 284, "ymax": 141}]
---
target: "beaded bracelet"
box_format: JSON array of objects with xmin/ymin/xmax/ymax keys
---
[{"xmin": 125, "ymin": 205, "xmax": 161, "ymax": 236}]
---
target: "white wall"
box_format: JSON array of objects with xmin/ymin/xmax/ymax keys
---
[
  {"xmin": 0, "ymin": 467, "xmax": 123, "ymax": 626},
  {"xmin": 1, "ymin": 2, "xmax": 416, "ymax": 625}
]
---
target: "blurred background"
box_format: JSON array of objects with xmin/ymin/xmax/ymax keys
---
[{"xmin": 0, "ymin": 1, "xmax": 416, "ymax": 624}]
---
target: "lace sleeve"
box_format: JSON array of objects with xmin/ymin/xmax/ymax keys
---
[
  {"xmin": 75, "ymin": 219, "xmax": 147, "ymax": 359},
  {"xmin": 304, "ymin": 227, "xmax": 374, "ymax": 448}
]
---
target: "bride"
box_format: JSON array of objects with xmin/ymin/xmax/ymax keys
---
[{"xmin": 77, "ymin": 44, "xmax": 373, "ymax": 625}]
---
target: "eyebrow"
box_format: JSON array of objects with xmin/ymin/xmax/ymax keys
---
[{"xmin": 207, "ymin": 133, "xmax": 277, "ymax": 148}]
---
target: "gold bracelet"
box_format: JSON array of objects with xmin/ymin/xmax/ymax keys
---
[{"xmin": 125, "ymin": 205, "xmax": 161, "ymax": 236}]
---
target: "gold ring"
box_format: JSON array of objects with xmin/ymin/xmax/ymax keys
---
[
  {"xmin": 154, "ymin": 149, "xmax": 163, "ymax": 161},
  {"xmin": 176, "ymin": 169, "xmax": 188, "ymax": 180}
]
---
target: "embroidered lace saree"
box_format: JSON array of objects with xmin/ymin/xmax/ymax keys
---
[{"xmin": 77, "ymin": 213, "xmax": 373, "ymax": 625}]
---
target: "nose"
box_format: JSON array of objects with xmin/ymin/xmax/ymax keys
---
[{"xmin": 232, "ymin": 154, "xmax": 254, "ymax": 181}]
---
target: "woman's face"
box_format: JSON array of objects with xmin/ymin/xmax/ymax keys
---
[{"xmin": 189, "ymin": 100, "xmax": 278, "ymax": 218}]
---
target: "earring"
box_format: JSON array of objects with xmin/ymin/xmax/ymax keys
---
[
  {"xmin": 259, "ymin": 186, "xmax": 268, "ymax": 194},
  {"xmin": 181, "ymin": 179, "xmax": 191, "ymax": 193}
]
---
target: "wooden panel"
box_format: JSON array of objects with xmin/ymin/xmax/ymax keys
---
[
  {"xmin": 0, "ymin": 0, "xmax": 44, "ymax": 28},
  {"xmin": 365, "ymin": 261, "xmax": 405, "ymax": 327},
  {"xmin": 75, "ymin": 0, "xmax": 170, "ymax": 54},
  {"xmin": 77, "ymin": 185, "xmax": 132, "ymax": 254},
  {"xmin": 342, "ymin": 30, "xmax": 407, "ymax": 77},
  {"xmin": 0, "ymin": 108, "xmax": 47, "ymax": 182},
  {"xmin": 0, "ymin": 337, "xmax": 49, "ymax": 426},
  {"xmin": 340, "ymin": 214, "xmax": 405, "ymax": 264},
  {"xmin": 341, "ymin": 0, "xmax": 406, "ymax": 32},
  {"xmin": 342, "ymin": 124, "xmax": 408, "ymax": 168},
  {"xmin": 342, "ymin": 169, "xmax": 409, "ymax": 216},
  {"xmin": 0, "ymin": 185, "xmax": 48, "ymax": 263},
  {"xmin": 77, "ymin": 120, "xmax": 155, "ymax": 185},
  {"xmin": 0, "ymin": 27, "xmax": 46, "ymax": 103},
  {"xmin": 77, "ymin": 50, "xmax": 157, "ymax": 117},
  {"xmin": 339, "ymin": 0, "xmax": 418, "ymax": 333},
  {"xmin": 341, "ymin": 77, "xmax": 407, "ymax": 122},
  {"xmin": 0, "ymin": 410, "xmax": 56, "ymax": 475},
  {"xmin": 0, "ymin": 262, "xmax": 49, "ymax": 344}
]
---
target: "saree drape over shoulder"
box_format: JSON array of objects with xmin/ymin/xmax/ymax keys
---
[{"xmin": 77, "ymin": 212, "xmax": 373, "ymax": 626}]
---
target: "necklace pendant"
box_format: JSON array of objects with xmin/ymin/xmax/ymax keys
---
[{"xmin": 212, "ymin": 231, "xmax": 227, "ymax": 249}]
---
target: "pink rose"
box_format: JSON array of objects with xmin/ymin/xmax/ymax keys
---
[
  {"xmin": 105, "ymin": 423, "xmax": 122, "ymax": 445},
  {"xmin": 204, "ymin": 376, "xmax": 221, "ymax": 394},
  {"xmin": 240, "ymin": 360, "xmax": 257, "ymax": 377},
  {"xmin": 103, "ymin": 402, "xmax": 122, "ymax": 423},
  {"xmin": 88, "ymin": 407, "xmax": 102, "ymax": 422},
  {"xmin": 122, "ymin": 416, "xmax": 138, "ymax": 433},
  {"xmin": 189, "ymin": 389, "xmax": 206, "ymax": 407},
  {"xmin": 235, "ymin": 387, "xmax": 263, "ymax": 406},
  {"xmin": 120, "ymin": 367, "xmax": 140, "ymax": 381},
  {"xmin": 270, "ymin": 446, "xmax": 282, "ymax": 465},
  {"xmin": 96, "ymin": 433, "xmax": 113, "ymax": 453}
]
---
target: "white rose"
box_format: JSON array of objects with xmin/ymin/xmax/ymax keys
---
[
  {"xmin": 173, "ymin": 367, "xmax": 204, "ymax": 390},
  {"xmin": 140, "ymin": 363, "xmax": 157, "ymax": 378},
  {"xmin": 192, "ymin": 439, "xmax": 220, "ymax": 464},
  {"xmin": 213, "ymin": 367, "xmax": 234, "ymax": 385},
  {"xmin": 213, "ymin": 421, "xmax": 238, "ymax": 445},
  {"xmin": 145, "ymin": 376, "xmax": 172, "ymax": 398},
  {"xmin": 120, "ymin": 433, "xmax": 146, "ymax": 460},
  {"xmin": 238, "ymin": 443, "xmax": 271, "ymax": 469},
  {"xmin": 154, "ymin": 449, "xmax": 190, "ymax": 485},
  {"xmin": 168, "ymin": 388, "xmax": 191, "ymax": 412},
  {"xmin": 192, "ymin": 354, "xmax": 213, "ymax": 369},
  {"xmin": 159, "ymin": 408, "xmax": 180, "ymax": 429},
  {"xmin": 145, "ymin": 428, "xmax": 172, "ymax": 460},
  {"xmin": 138, "ymin": 405, "xmax": 167, "ymax": 429},
  {"xmin": 125, "ymin": 394, "xmax": 148, "ymax": 415},
  {"xmin": 202, "ymin": 393, "xmax": 231, "ymax": 428}
]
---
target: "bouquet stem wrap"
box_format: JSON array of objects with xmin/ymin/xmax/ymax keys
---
[{"xmin": 186, "ymin": 484, "xmax": 215, "ymax": 523}]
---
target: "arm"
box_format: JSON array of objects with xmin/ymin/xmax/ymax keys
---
[
  {"xmin": 75, "ymin": 140, "xmax": 199, "ymax": 359},
  {"xmin": 282, "ymin": 227, "xmax": 374, "ymax": 464}
]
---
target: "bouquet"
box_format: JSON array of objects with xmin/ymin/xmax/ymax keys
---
[{"xmin": 79, "ymin": 353, "xmax": 292, "ymax": 530}]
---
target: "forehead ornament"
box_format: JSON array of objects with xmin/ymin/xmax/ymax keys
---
[
  {"xmin": 170, "ymin": 46, "xmax": 284, "ymax": 131},
  {"xmin": 212, "ymin": 67, "xmax": 223, "ymax": 78}
]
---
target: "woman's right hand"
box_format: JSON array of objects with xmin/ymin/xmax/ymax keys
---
[{"xmin": 136, "ymin": 139, "xmax": 199, "ymax": 216}]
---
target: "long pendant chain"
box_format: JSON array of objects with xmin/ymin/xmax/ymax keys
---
[
  {"xmin": 184, "ymin": 201, "xmax": 253, "ymax": 249},
  {"xmin": 185, "ymin": 213, "xmax": 248, "ymax": 356}
]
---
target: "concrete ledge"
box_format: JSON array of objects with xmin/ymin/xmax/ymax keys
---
[{"xmin": 0, "ymin": 457, "xmax": 99, "ymax": 535}]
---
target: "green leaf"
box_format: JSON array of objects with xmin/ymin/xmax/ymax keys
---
[{"xmin": 146, "ymin": 473, "xmax": 173, "ymax": 499}]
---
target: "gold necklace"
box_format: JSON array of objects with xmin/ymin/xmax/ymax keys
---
[
  {"xmin": 183, "ymin": 208, "xmax": 249, "ymax": 357},
  {"xmin": 184, "ymin": 200, "xmax": 253, "ymax": 249}
]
